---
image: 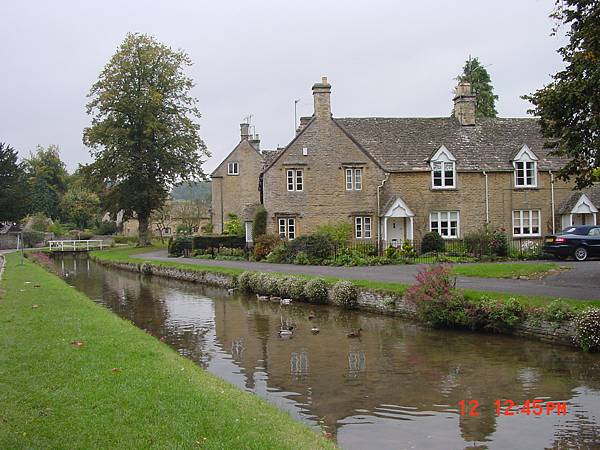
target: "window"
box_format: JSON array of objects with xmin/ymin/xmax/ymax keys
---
[
  {"xmin": 430, "ymin": 145, "xmax": 456, "ymax": 189},
  {"xmin": 513, "ymin": 144, "xmax": 538, "ymax": 188},
  {"xmin": 430, "ymin": 211, "xmax": 459, "ymax": 238},
  {"xmin": 287, "ymin": 169, "xmax": 303, "ymax": 192},
  {"xmin": 355, "ymin": 216, "xmax": 372, "ymax": 239},
  {"xmin": 227, "ymin": 161, "xmax": 239, "ymax": 175},
  {"xmin": 589, "ymin": 227, "xmax": 600, "ymax": 236},
  {"xmin": 345, "ymin": 168, "xmax": 363, "ymax": 191},
  {"xmin": 278, "ymin": 218, "xmax": 296, "ymax": 240},
  {"xmin": 513, "ymin": 210, "xmax": 541, "ymax": 236}
]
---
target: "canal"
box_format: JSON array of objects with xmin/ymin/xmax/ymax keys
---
[{"xmin": 54, "ymin": 255, "xmax": 600, "ymax": 449}]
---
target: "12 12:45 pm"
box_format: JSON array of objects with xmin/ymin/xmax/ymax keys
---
[{"xmin": 458, "ymin": 399, "xmax": 567, "ymax": 416}]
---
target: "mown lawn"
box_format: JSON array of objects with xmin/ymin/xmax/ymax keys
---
[
  {"xmin": 451, "ymin": 262, "xmax": 559, "ymax": 279},
  {"xmin": 0, "ymin": 252, "xmax": 334, "ymax": 449}
]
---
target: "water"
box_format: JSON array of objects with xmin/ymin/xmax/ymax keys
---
[{"xmin": 54, "ymin": 255, "xmax": 600, "ymax": 449}]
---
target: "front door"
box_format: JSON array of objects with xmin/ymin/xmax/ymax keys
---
[{"xmin": 388, "ymin": 218, "xmax": 404, "ymax": 247}]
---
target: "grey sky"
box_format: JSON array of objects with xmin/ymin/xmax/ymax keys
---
[{"xmin": 1, "ymin": 0, "xmax": 567, "ymax": 174}]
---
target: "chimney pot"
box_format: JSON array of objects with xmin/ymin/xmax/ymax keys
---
[{"xmin": 240, "ymin": 123, "xmax": 250, "ymax": 141}]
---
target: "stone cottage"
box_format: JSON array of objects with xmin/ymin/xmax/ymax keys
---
[
  {"xmin": 260, "ymin": 77, "xmax": 575, "ymax": 250},
  {"xmin": 211, "ymin": 123, "xmax": 280, "ymax": 236}
]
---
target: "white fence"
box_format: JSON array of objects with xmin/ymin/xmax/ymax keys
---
[{"xmin": 48, "ymin": 240, "xmax": 105, "ymax": 252}]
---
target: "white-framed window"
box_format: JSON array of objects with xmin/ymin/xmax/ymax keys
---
[
  {"xmin": 286, "ymin": 169, "xmax": 303, "ymax": 192},
  {"xmin": 227, "ymin": 161, "xmax": 239, "ymax": 175},
  {"xmin": 430, "ymin": 211, "xmax": 459, "ymax": 238},
  {"xmin": 430, "ymin": 145, "xmax": 456, "ymax": 189},
  {"xmin": 513, "ymin": 144, "xmax": 538, "ymax": 188},
  {"xmin": 512, "ymin": 210, "xmax": 541, "ymax": 237},
  {"xmin": 345, "ymin": 168, "xmax": 363, "ymax": 191},
  {"xmin": 355, "ymin": 216, "xmax": 372, "ymax": 239},
  {"xmin": 278, "ymin": 218, "xmax": 296, "ymax": 240}
]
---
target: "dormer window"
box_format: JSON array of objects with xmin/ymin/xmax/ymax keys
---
[
  {"xmin": 512, "ymin": 145, "xmax": 538, "ymax": 188},
  {"xmin": 430, "ymin": 145, "xmax": 456, "ymax": 189},
  {"xmin": 227, "ymin": 161, "xmax": 239, "ymax": 175}
]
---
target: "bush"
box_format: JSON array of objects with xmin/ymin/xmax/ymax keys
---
[
  {"xmin": 113, "ymin": 236, "xmax": 138, "ymax": 244},
  {"xmin": 30, "ymin": 213, "xmax": 51, "ymax": 232},
  {"xmin": 467, "ymin": 297, "xmax": 525, "ymax": 332},
  {"xmin": 22, "ymin": 230, "xmax": 46, "ymax": 247},
  {"xmin": 223, "ymin": 213, "xmax": 244, "ymax": 236},
  {"xmin": 544, "ymin": 299, "xmax": 577, "ymax": 323},
  {"xmin": 384, "ymin": 246, "xmax": 397, "ymax": 259},
  {"xmin": 398, "ymin": 240, "xmax": 416, "ymax": 258},
  {"xmin": 140, "ymin": 262, "xmax": 153, "ymax": 275},
  {"xmin": 421, "ymin": 232, "xmax": 445, "ymax": 254},
  {"xmin": 265, "ymin": 244, "xmax": 287, "ymax": 263},
  {"xmin": 574, "ymin": 308, "xmax": 600, "ymax": 352},
  {"xmin": 94, "ymin": 221, "xmax": 117, "ymax": 235},
  {"xmin": 330, "ymin": 281, "xmax": 359, "ymax": 309},
  {"xmin": 48, "ymin": 221, "xmax": 68, "ymax": 237},
  {"xmin": 293, "ymin": 251, "xmax": 311, "ymax": 265},
  {"xmin": 252, "ymin": 207, "xmax": 267, "ymax": 240},
  {"xmin": 192, "ymin": 235, "xmax": 246, "ymax": 251},
  {"xmin": 253, "ymin": 234, "xmax": 282, "ymax": 261},
  {"xmin": 303, "ymin": 278, "xmax": 329, "ymax": 304},
  {"xmin": 277, "ymin": 276, "xmax": 307, "ymax": 300},
  {"xmin": 464, "ymin": 228, "xmax": 508, "ymax": 257},
  {"xmin": 287, "ymin": 233, "xmax": 334, "ymax": 262},
  {"xmin": 168, "ymin": 236, "xmax": 193, "ymax": 257},
  {"xmin": 316, "ymin": 222, "xmax": 353, "ymax": 248},
  {"xmin": 238, "ymin": 271, "xmax": 254, "ymax": 292},
  {"xmin": 201, "ymin": 222, "xmax": 213, "ymax": 234}
]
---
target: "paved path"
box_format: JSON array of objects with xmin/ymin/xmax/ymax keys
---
[{"xmin": 138, "ymin": 250, "xmax": 600, "ymax": 301}]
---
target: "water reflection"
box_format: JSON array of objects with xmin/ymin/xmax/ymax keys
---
[{"xmin": 56, "ymin": 255, "xmax": 600, "ymax": 450}]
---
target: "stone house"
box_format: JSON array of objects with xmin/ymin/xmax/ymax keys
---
[
  {"xmin": 260, "ymin": 77, "xmax": 575, "ymax": 250},
  {"xmin": 557, "ymin": 184, "xmax": 600, "ymax": 228},
  {"xmin": 210, "ymin": 123, "xmax": 280, "ymax": 237}
]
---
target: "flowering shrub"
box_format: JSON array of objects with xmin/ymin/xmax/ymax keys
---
[
  {"xmin": 140, "ymin": 262, "xmax": 153, "ymax": 275},
  {"xmin": 544, "ymin": 299, "xmax": 577, "ymax": 323},
  {"xmin": 466, "ymin": 296, "xmax": 525, "ymax": 332},
  {"xmin": 574, "ymin": 308, "xmax": 600, "ymax": 352},
  {"xmin": 253, "ymin": 234, "xmax": 282, "ymax": 261},
  {"xmin": 303, "ymin": 278, "xmax": 329, "ymax": 304},
  {"xmin": 237, "ymin": 271, "xmax": 253, "ymax": 292},
  {"xmin": 277, "ymin": 276, "xmax": 306, "ymax": 300},
  {"xmin": 330, "ymin": 281, "xmax": 359, "ymax": 308}
]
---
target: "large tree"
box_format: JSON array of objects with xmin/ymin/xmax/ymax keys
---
[
  {"xmin": 524, "ymin": 0, "xmax": 600, "ymax": 188},
  {"xmin": 60, "ymin": 187, "xmax": 100, "ymax": 229},
  {"xmin": 25, "ymin": 144, "xmax": 68, "ymax": 219},
  {"xmin": 0, "ymin": 143, "xmax": 29, "ymax": 221},
  {"xmin": 83, "ymin": 33, "xmax": 209, "ymax": 245},
  {"xmin": 457, "ymin": 56, "xmax": 498, "ymax": 118}
]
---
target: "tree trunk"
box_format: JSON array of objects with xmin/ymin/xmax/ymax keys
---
[{"xmin": 138, "ymin": 212, "xmax": 151, "ymax": 246}]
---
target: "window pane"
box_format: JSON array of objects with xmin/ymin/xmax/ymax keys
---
[
  {"xmin": 296, "ymin": 170, "xmax": 303, "ymax": 191},
  {"xmin": 355, "ymin": 217, "xmax": 362, "ymax": 238},
  {"xmin": 346, "ymin": 169, "xmax": 353, "ymax": 190},
  {"xmin": 526, "ymin": 162, "xmax": 535, "ymax": 185},
  {"xmin": 288, "ymin": 219, "xmax": 295, "ymax": 239},
  {"xmin": 515, "ymin": 162, "xmax": 524, "ymax": 186},
  {"xmin": 279, "ymin": 219, "xmax": 286, "ymax": 238},
  {"xmin": 433, "ymin": 162, "xmax": 442, "ymax": 187},
  {"xmin": 444, "ymin": 163, "xmax": 454, "ymax": 186},
  {"xmin": 287, "ymin": 170, "xmax": 294, "ymax": 191},
  {"xmin": 355, "ymin": 169, "xmax": 362, "ymax": 190},
  {"xmin": 364, "ymin": 217, "xmax": 371, "ymax": 238}
]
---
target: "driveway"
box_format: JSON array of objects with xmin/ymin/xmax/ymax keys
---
[{"xmin": 138, "ymin": 250, "xmax": 600, "ymax": 301}]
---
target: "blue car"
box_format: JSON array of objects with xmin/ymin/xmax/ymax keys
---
[{"xmin": 543, "ymin": 225, "xmax": 600, "ymax": 261}]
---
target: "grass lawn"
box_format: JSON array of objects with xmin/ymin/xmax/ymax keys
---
[
  {"xmin": 451, "ymin": 262, "xmax": 559, "ymax": 279},
  {"xmin": 0, "ymin": 253, "xmax": 334, "ymax": 449}
]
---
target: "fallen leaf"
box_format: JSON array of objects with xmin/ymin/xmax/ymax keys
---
[
  {"xmin": 70, "ymin": 340, "xmax": 85, "ymax": 348},
  {"xmin": 31, "ymin": 304, "xmax": 39, "ymax": 309},
  {"xmin": 111, "ymin": 367, "xmax": 122, "ymax": 373}
]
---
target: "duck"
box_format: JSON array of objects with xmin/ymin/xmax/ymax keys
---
[
  {"xmin": 278, "ymin": 329, "xmax": 293, "ymax": 338},
  {"xmin": 280, "ymin": 298, "xmax": 292, "ymax": 305},
  {"xmin": 270, "ymin": 296, "xmax": 282, "ymax": 303},
  {"xmin": 311, "ymin": 326, "xmax": 320, "ymax": 334},
  {"xmin": 227, "ymin": 288, "xmax": 237, "ymax": 295},
  {"xmin": 308, "ymin": 312, "xmax": 316, "ymax": 320},
  {"xmin": 347, "ymin": 328, "xmax": 362, "ymax": 338},
  {"xmin": 256, "ymin": 294, "xmax": 269, "ymax": 301}
]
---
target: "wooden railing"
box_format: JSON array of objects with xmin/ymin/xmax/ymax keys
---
[{"xmin": 48, "ymin": 240, "xmax": 105, "ymax": 252}]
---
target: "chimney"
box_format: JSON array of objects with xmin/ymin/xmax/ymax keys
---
[
  {"xmin": 453, "ymin": 81, "xmax": 476, "ymax": 126},
  {"xmin": 240, "ymin": 123, "xmax": 250, "ymax": 141},
  {"xmin": 312, "ymin": 76, "xmax": 331, "ymax": 119},
  {"xmin": 249, "ymin": 133, "xmax": 260, "ymax": 151},
  {"xmin": 296, "ymin": 116, "xmax": 312, "ymax": 135}
]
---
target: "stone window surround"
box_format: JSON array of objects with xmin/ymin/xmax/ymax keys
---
[
  {"xmin": 429, "ymin": 211, "xmax": 460, "ymax": 239},
  {"xmin": 355, "ymin": 216, "xmax": 372, "ymax": 239},
  {"xmin": 227, "ymin": 161, "xmax": 239, "ymax": 176},
  {"xmin": 286, "ymin": 168, "xmax": 304, "ymax": 192},
  {"xmin": 345, "ymin": 167, "xmax": 363, "ymax": 191},
  {"xmin": 513, "ymin": 209, "xmax": 541, "ymax": 237}
]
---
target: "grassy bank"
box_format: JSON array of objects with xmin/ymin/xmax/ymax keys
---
[
  {"xmin": 90, "ymin": 247, "xmax": 599, "ymax": 309},
  {"xmin": 0, "ymin": 253, "xmax": 334, "ymax": 449},
  {"xmin": 451, "ymin": 262, "xmax": 559, "ymax": 279}
]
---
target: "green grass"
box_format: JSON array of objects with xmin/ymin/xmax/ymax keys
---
[
  {"xmin": 0, "ymin": 253, "xmax": 334, "ymax": 449},
  {"xmin": 451, "ymin": 262, "xmax": 559, "ymax": 279},
  {"xmin": 90, "ymin": 247, "xmax": 600, "ymax": 309}
]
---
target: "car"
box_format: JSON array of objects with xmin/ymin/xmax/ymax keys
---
[{"xmin": 543, "ymin": 225, "xmax": 600, "ymax": 261}]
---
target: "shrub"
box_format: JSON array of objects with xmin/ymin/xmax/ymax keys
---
[
  {"xmin": 201, "ymin": 222, "xmax": 213, "ymax": 234},
  {"xmin": 168, "ymin": 236, "xmax": 193, "ymax": 257},
  {"xmin": 238, "ymin": 271, "xmax": 253, "ymax": 292},
  {"xmin": 303, "ymin": 278, "xmax": 329, "ymax": 304},
  {"xmin": 252, "ymin": 206, "xmax": 267, "ymax": 240},
  {"xmin": 384, "ymin": 246, "xmax": 397, "ymax": 259},
  {"xmin": 94, "ymin": 221, "xmax": 117, "ymax": 235},
  {"xmin": 574, "ymin": 308, "xmax": 600, "ymax": 352},
  {"xmin": 277, "ymin": 276, "xmax": 307, "ymax": 300},
  {"xmin": 140, "ymin": 262, "xmax": 153, "ymax": 275},
  {"xmin": 192, "ymin": 235, "xmax": 246, "ymax": 251},
  {"xmin": 421, "ymin": 232, "xmax": 445, "ymax": 254},
  {"xmin": 467, "ymin": 297, "xmax": 524, "ymax": 332},
  {"xmin": 316, "ymin": 222, "xmax": 353, "ymax": 248},
  {"xmin": 293, "ymin": 251, "xmax": 311, "ymax": 265},
  {"xmin": 113, "ymin": 236, "xmax": 138, "ymax": 244},
  {"xmin": 48, "ymin": 221, "xmax": 68, "ymax": 237},
  {"xmin": 287, "ymin": 233, "xmax": 334, "ymax": 262},
  {"xmin": 253, "ymin": 234, "xmax": 281, "ymax": 260},
  {"xmin": 223, "ymin": 213, "xmax": 244, "ymax": 236},
  {"xmin": 265, "ymin": 244, "xmax": 287, "ymax": 263},
  {"xmin": 30, "ymin": 213, "xmax": 51, "ymax": 232},
  {"xmin": 251, "ymin": 273, "xmax": 279, "ymax": 296},
  {"xmin": 464, "ymin": 228, "xmax": 508, "ymax": 258},
  {"xmin": 544, "ymin": 299, "xmax": 577, "ymax": 323},
  {"xmin": 331, "ymin": 281, "xmax": 359, "ymax": 308},
  {"xmin": 398, "ymin": 240, "xmax": 416, "ymax": 258}
]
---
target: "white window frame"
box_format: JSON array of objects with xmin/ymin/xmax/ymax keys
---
[
  {"xmin": 278, "ymin": 218, "xmax": 296, "ymax": 240},
  {"xmin": 512, "ymin": 209, "xmax": 541, "ymax": 237},
  {"xmin": 286, "ymin": 169, "xmax": 303, "ymax": 192},
  {"xmin": 513, "ymin": 144, "xmax": 538, "ymax": 188},
  {"xmin": 430, "ymin": 145, "xmax": 456, "ymax": 189},
  {"xmin": 429, "ymin": 211, "xmax": 460, "ymax": 239},
  {"xmin": 355, "ymin": 216, "xmax": 372, "ymax": 239},
  {"xmin": 345, "ymin": 168, "xmax": 363, "ymax": 191},
  {"xmin": 227, "ymin": 161, "xmax": 239, "ymax": 175}
]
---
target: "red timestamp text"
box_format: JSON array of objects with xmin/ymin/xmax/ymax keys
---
[{"xmin": 458, "ymin": 399, "xmax": 567, "ymax": 417}]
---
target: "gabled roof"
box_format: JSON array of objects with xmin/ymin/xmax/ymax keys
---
[
  {"xmin": 211, "ymin": 140, "xmax": 261, "ymax": 177},
  {"xmin": 558, "ymin": 184, "xmax": 600, "ymax": 214},
  {"xmin": 335, "ymin": 117, "xmax": 567, "ymax": 172}
]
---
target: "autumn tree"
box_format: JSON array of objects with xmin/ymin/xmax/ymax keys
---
[
  {"xmin": 0, "ymin": 143, "xmax": 29, "ymax": 221},
  {"xmin": 457, "ymin": 56, "xmax": 498, "ymax": 118},
  {"xmin": 83, "ymin": 33, "xmax": 209, "ymax": 245},
  {"xmin": 524, "ymin": 0, "xmax": 600, "ymax": 188}
]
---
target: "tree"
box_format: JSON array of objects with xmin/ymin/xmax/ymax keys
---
[
  {"xmin": 83, "ymin": 33, "xmax": 209, "ymax": 245},
  {"xmin": 60, "ymin": 188, "xmax": 100, "ymax": 229},
  {"xmin": 457, "ymin": 56, "xmax": 498, "ymax": 118},
  {"xmin": 0, "ymin": 143, "xmax": 29, "ymax": 221},
  {"xmin": 524, "ymin": 0, "xmax": 600, "ymax": 188},
  {"xmin": 26, "ymin": 144, "xmax": 68, "ymax": 219},
  {"xmin": 252, "ymin": 206, "xmax": 267, "ymax": 240},
  {"xmin": 223, "ymin": 213, "xmax": 243, "ymax": 236}
]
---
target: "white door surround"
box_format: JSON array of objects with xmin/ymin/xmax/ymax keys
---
[{"xmin": 381, "ymin": 197, "xmax": 414, "ymax": 246}]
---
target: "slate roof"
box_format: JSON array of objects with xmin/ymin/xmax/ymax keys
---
[
  {"xmin": 335, "ymin": 117, "xmax": 567, "ymax": 172},
  {"xmin": 261, "ymin": 149, "xmax": 283, "ymax": 169},
  {"xmin": 558, "ymin": 184, "xmax": 600, "ymax": 214}
]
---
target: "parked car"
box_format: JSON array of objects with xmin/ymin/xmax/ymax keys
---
[{"xmin": 543, "ymin": 225, "xmax": 600, "ymax": 261}]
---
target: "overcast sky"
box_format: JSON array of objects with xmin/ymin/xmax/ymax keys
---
[{"xmin": 1, "ymin": 0, "xmax": 567, "ymax": 174}]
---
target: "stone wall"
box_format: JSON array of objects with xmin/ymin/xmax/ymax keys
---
[{"xmin": 0, "ymin": 233, "xmax": 18, "ymax": 250}]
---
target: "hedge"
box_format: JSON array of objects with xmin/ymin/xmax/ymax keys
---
[{"xmin": 192, "ymin": 235, "xmax": 246, "ymax": 251}]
